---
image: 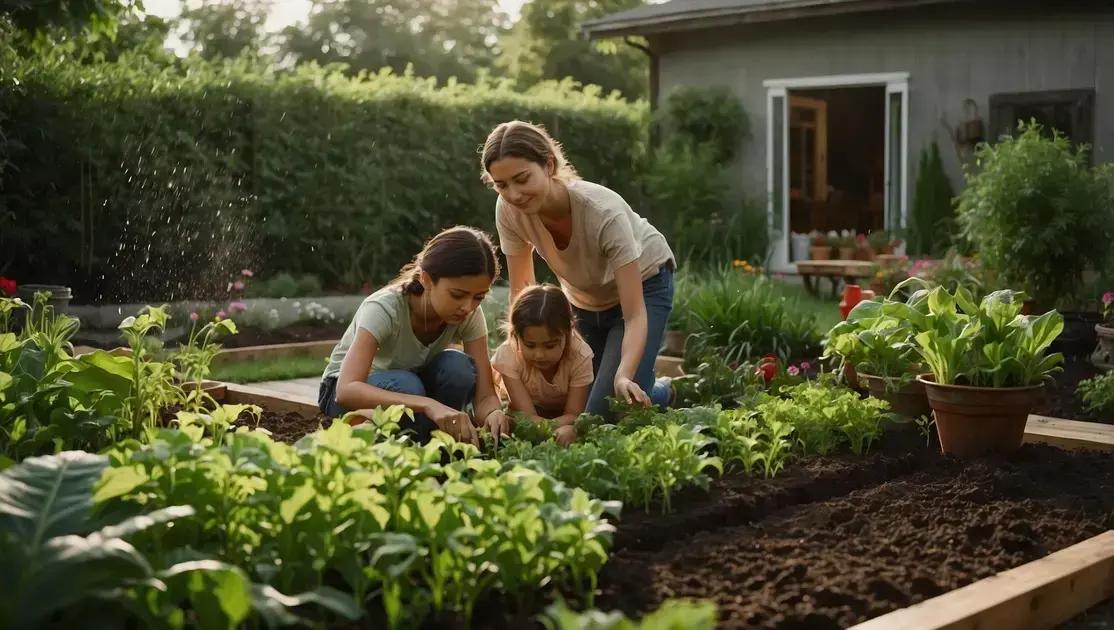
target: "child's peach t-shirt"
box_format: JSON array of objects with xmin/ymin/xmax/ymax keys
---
[{"xmin": 491, "ymin": 334, "xmax": 595, "ymax": 414}]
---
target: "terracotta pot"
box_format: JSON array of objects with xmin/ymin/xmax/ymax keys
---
[
  {"xmin": 810, "ymin": 246, "xmax": 831, "ymax": 260},
  {"xmin": 859, "ymin": 373, "xmax": 932, "ymax": 419},
  {"xmin": 1092, "ymin": 324, "xmax": 1114, "ymax": 371},
  {"xmin": 843, "ymin": 363, "xmax": 863, "ymax": 391},
  {"xmin": 917, "ymin": 374, "xmax": 1044, "ymax": 458},
  {"xmin": 663, "ymin": 330, "xmax": 687, "ymax": 357},
  {"xmin": 838, "ymin": 247, "xmax": 855, "ymax": 260}
]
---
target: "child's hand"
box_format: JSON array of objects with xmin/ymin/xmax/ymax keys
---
[
  {"xmin": 614, "ymin": 376, "xmax": 651, "ymax": 407},
  {"xmin": 554, "ymin": 425, "xmax": 576, "ymax": 447},
  {"xmin": 482, "ymin": 409, "xmax": 511, "ymax": 446}
]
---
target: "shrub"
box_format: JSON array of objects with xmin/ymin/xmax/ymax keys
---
[
  {"xmin": 956, "ymin": 121, "xmax": 1114, "ymax": 309},
  {"xmin": 1078, "ymin": 371, "xmax": 1114, "ymax": 416},
  {"xmin": 909, "ymin": 140, "xmax": 957, "ymax": 256}
]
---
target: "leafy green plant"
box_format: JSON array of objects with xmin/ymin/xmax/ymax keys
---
[
  {"xmin": 822, "ymin": 291, "xmax": 924, "ymax": 380},
  {"xmin": 886, "ymin": 279, "xmax": 1065, "ymax": 387},
  {"xmin": 681, "ymin": 267, "xmax": 819, "ymax": 365},
  {"xmin": 956, "ymin": 121, "xmax": 1114, "ymax": 309},
  {"xmin": 672, "ymin": 355, "xmax": 766, "ymax": 408},
  {"xmin": 1078, "ymin": 371, "xmax": 1114, "ymax": 416},
  {"xmin": 542, "ymin": 598, "xmax": 717, "ymax": 630},
  {"xmin": 174, "ymin": 314, "xmax": 237, "ymax": 410},
  {"xmin": 756, "ymin": 382, "xmax": 891, "ymax": 456}
]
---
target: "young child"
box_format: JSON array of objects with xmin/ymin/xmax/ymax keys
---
[
  {"xmin": 318, "ymin": 226, "xmax": 510, "ymax": 445},
  {"xmin": 491, "ymin": 284, "xmax": 593, "ymax": 446}
]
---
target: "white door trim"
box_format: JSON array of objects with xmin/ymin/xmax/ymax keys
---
[{"xmin": 764, "ymin": 72, "xmax": 910, "ymax": 273}]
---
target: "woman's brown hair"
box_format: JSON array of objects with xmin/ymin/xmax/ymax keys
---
[
  {"xmin": 504, "ymin": 284, "xmax": 575, "ymax": 339},
  {"xmin": 390, "ymin": 226, "xmax": 500, "ymax": 295},
  {"xmin": 480, "ymin": 120, "xmax": 579, "ymax": 185}
]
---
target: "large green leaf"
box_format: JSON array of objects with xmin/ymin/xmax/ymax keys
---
[
  {"xmin": 68, "ymin": 350, "xmax": 135, "ymax": 397},
  {"xmin": 0, "ymin": 451, "xmax": 108, "ymax": 548}
]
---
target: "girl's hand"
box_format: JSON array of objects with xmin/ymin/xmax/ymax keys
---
[
  {"xmin": 554, "ymin": 425, "xmax": 577, "ymax": 447},
  {"xmin": 614, "ymin": 376, "xmax": 651, "ymax": 407},
  {"xmin": 426, "ymin": 401, "xmax": 477, "ymax": 445},
  {"xmin": 482, "ymin": 409, "xmax": 511, "ymax": 446}
]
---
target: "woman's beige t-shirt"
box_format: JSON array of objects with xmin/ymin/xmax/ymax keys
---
[
  {"xmin": 491, "ymin": 334, "xmax": 594, "ymax": 414},
  {"xmin": 495, "ymin": 180, "xmax": 675, "ymax": 311},
  {"xmin": 322, "ymin": 287, "xmax": 487, "ymax": 378}
]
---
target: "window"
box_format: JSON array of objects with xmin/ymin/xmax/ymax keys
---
[{"xmin": 989, "ymin": 89, "xmax": 1095, "ymax": 150}]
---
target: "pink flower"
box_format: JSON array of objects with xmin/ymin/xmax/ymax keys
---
[
  {"xmin": 189, "ymin": 312, "xmax": 199, "ymax": 322},
  {"xmin": 216, "ymin": 310, "xmax": 227, "ymax": 320},
  {"xmin": 1103, "ymin": 292, "xmax": 1114, "ymax": 305},
  {"xmin": 233, "ymin": 280, "xmax": 245, "ymax": 291},
  {"xmin": 799, "ymin": 361, "xmax": 811, "ymax": 371},
  {"xmin": 787, "ymin": 365, "xmax": 800, "ymax": 377},
  {"xmin": 229, "ymin": 301, "xmax": 247, "ymax": 313},
  {"xmin": 241, "ymin": 269, "xmax": 254, "ymax": 277}
]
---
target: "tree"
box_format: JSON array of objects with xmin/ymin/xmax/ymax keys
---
[
  {"xmin": 175, "ymin": 0, "xmax": 271, "ymax": 61},
  {"xmin": 278, "ymin": 0, "xmax": 508, "ymax": 83},
  {"xmin": 497, "ymin": 0, "xmax": 648, "ymax": 100},
  {"xmin": 0, "ymin": 0, "xmax": 138, "ymax": 37}
]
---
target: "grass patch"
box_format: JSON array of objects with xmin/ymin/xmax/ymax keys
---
[
  {"xmin": 772, "ymin": 281, "xmax": 841, "ymax": 337},
  {"xmin": 209, "ymin": 354, "xmax": 328, "ymax": 384}
]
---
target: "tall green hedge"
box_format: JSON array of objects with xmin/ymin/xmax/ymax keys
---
[{"xmin": 0, "ymin": 52, "xmax": 645, "ymax": 301}]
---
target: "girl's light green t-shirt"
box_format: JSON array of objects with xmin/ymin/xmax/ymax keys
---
[{"xmin": 322, "ymin": 287, "xmax": 487, "ymax": 378}]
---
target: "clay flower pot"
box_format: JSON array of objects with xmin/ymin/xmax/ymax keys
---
[
  {"xmin": 1093, "ymin": 324, "xmax": 1114, "ymax": 371},
  {"xmin": 663, "ymin": 330, "xmax": 688, "ymax": 357},
  {"xmin": 810, "ymin": 246, "xmax": 831, "ymax": 260},
  {"xmin": 838, "ymin": 247, "xmax": 855, "ymax": 260},
  {"xmin": 858, "ymin": 373, "xmax": 931, "ymax": 419},
  {"xmin": 917, "ymin": 374, "xmax": 1044, "ymax": 458}
]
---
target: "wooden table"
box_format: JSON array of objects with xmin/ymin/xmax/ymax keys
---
[{"xmin": 794, "ymin": 260, "xmax": 876, "ymax": 298}]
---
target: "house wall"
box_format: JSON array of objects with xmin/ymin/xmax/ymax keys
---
[{"xmin": 651, "ymin": 1, "xmax": 1114, "ymax": 204}]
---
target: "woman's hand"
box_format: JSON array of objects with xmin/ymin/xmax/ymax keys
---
[
  {"xmin": 426, "ymin": 401, "xmax": 477, "ymax": 445},
  {"xmin": 614, "ymin": 376, "xmax": 651, "ymax": 407},
  {"xmin": 482, "ymin": 409, "xmax": 511, "ymax": 446}
]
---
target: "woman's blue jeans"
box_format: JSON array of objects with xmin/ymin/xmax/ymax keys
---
[
  {"xmin": 574, "ymin": 265, "xmax": 674, "ymax": 418},
  {"xmin": 318, "ymin": 349, "xmax": 476, "ymax": 444}
]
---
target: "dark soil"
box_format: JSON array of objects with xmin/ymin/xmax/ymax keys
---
[
  {"xmin": 233, "ymin": 410, "xmax": 333, "ymax": 443},
  {"xmin": 597, "ymin": 444, "xmax": 1114, "ymax": 629},
  {"xmin": 221, "ymin": 322, "xmax": 345, "ymax": 348},
  {"xmin": 1036, "ymin": 356, "xmax": 1111, "ymax": 424}
]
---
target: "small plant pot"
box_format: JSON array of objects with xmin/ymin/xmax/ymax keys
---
[
  {"xmin": 810, "ymin": 246, "xmax": 831, "ymax": 260},
  {"xmin": 1092, "ymin": 324, "xmax": 1114, "ymax": 371},
  {"xmin": 859, "ymin": 373, "xmax": 931, "ymax": 419},
  {"xmin": 917, "ymin": 374, "xmax": 1044, "ymax": 458},
  {"xmin": 838, "ymin": 247, "xmax": 855, "ymax": 260},
  {"xmin": 663, "ymin": 330, "xmax": 688, "ymax": 357}
]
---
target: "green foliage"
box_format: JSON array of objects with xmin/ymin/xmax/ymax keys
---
[
  {"xmin": 1, "ymin": 54, "xmax": 644, "ymax": 299},
  {"xmin": 679, "ymin": 267, "xmax": 819, "ymax": 365},
  {"xmin": 542, "ymin": 598, "xmax": 717, "ymax": 630},
  {"xmin": 956, "ymin": 121, "xmax": 1114, "ymax": 308},
  {"xmin": 885, "ymin": 278, "xmax": 1064, "ymax": 387},
  {"xmin": 208, "ymin": 354, "xmax": 326, "ymax": 384},
  {"xmin": 909, "ymin": 140, "xmax": 957, "ymax": 256},
  {"xmin": 1, "ymin": 0, "xmax": 138, "ymax": 40},
  {"xmin": 244, "ymin": 272, "xmax": 324, "ymax": 298},
  {"xmin": 672, "ymin": 355, "xmax": 766, "ymax": 408},
  {"xmin": 176, "ymin": 0, "xmax": 270, "ymax": 61},
  {"xmin": 1077, "ymin": 370, "xmax": 1114, "ymax": 416},
  {"xmin": 103, "ymin": 417, "xmax": 616, "ymax": 626},
  {"xmin": 655, "ymin": 86, "xmax": 748, "ymax": 164},
  {"xmin": 756, "ymin": 382, "xmax": 891, "ymax": 456},
  {"xmin": 823, "ymin": 292, "xmax": 922, "ymax": 379},
  {"xmin": 496, "ymin": 0, "xmax": 647, "ymax": 100}
]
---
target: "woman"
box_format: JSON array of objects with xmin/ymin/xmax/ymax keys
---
[{"xmin": 481, "ymin": 120, "xmax": 675, "ymax": 418}]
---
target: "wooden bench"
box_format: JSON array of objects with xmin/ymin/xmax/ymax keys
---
[{"xmin": 794, "ymin": 260, "xmax": 875, "ymax": 298}]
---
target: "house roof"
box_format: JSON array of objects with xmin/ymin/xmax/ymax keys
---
[{"xmin": 582, "ymin": 0, "xmax": 968, "ymax": 38}]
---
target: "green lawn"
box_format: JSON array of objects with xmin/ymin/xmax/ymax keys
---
[
  {"xmin": 773, "ymin": 280, "xmax": 842, "ymax": 337},
  {"xmin": 209, "ymin": 354, "xmax": 327, "ymax": 383}
]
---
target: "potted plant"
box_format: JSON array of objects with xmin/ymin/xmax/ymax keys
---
[
  {"xmin": 836, "ymin": 233, "xmax": 856, "ymax": 260},
  {"xmin": 866, "ymin": 230, "xmax": 891, "ymax": 256},
  {"xmin": 809, "ymin": 233, "xmax": 831, "ymax": 260},
  {"xmin": 1092, "ymin": 291, "xmax": 1114, "ymax": 370},
  {"xmin": 956, "ymin": 121, "xmax": 1114, "ymax": 314},
  {"xmin": 823, "ymin": 288, "xmax": 930, "ymax": 419},
  {"xmin": 895, "ymin": 280, "xmax": 1064, "ymax": 457}
]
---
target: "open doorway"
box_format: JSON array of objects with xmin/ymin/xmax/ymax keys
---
[{"xmin": 788, "ymin": 86, "xmax": 886, "ymax": 237}]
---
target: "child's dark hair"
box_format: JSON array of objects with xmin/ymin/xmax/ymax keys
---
[
  {"xmin": 505, "ymin": 284, "xmax": 575, "ymax": 338},
  {"xmin": 391, "ymin": 226, "xmax": 500, "ymax": 295}
]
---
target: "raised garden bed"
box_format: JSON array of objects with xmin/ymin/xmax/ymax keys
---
[{"xmin": 596, "ymin": 441, "xmax": 1114, "ymax": 629}]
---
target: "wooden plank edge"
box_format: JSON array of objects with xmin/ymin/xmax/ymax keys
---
[
  {"xmin": 221, "ymin": 382, "xmax": 319, "ymax": 417},
  {"xmin": 1024, "ymin": 415, "xmax": 1114, "ymax": 452},
  {"xmin": 212, "ymin": 339, "xmax": 339, "ymax": 367},
  {"xmin": 850, "ymin": 530, "xmax": 1114, "ymax": 630}
]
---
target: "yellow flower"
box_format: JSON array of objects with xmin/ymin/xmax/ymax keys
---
[{"xmin": 733, "ymin": 259, "xmax": 746, "ymax": 268}]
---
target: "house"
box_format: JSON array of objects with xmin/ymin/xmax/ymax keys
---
[{"xmin": 584, "ymin": 0, "xmax": 1114, "ymax": 270}]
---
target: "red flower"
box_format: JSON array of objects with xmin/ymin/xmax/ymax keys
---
[
  {"xmin": 0, "ymin": 277, "xmax": 16, "ymax": 297},
  {"xmin": 755, "ymin": 354, "xmax": 779, "ymax": 384}
]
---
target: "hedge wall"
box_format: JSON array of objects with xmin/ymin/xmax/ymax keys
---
[{"xmin": 0, "ymin": 53, "xmax": 646, "ymax": 301}]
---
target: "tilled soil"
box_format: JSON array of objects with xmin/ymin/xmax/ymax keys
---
[
  {"xmin": 233, "ymin": 410, "xmax": 333, "ymax": 443},
  {"xmin": 598, "ymin": 444, "xmax": 1114, "ymax": 629}
]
